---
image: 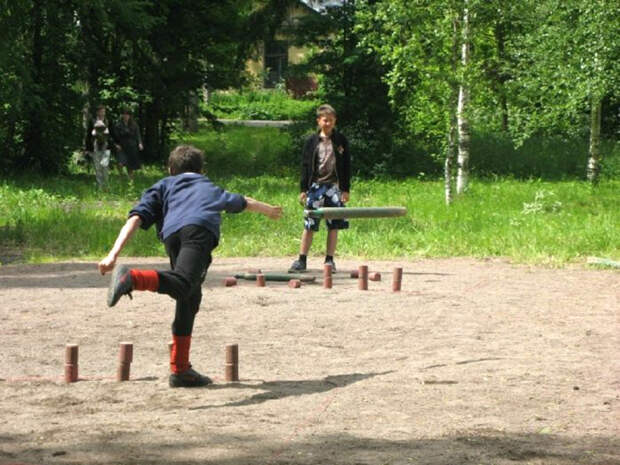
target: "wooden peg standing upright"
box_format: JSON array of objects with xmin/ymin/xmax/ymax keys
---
[
  {"xmin": 64, "ymin": 344, "xmax": 79, "ymax": 383},
  {"xmin": 225, "ymin": 344, "xmax": 239, "ymax": 382},
  {"xmin": 256, "ymin": 274, "xmax": 266, "ymax": 287},
  {"xmin": 117, "ymin": 342, "xmax": 133, "ymax": 381},
  {"xmin": 323, "ymin": 264, "xmax": 333, "ymax": 289},
  {"xmin": 358, "ymin": 265, "xmax": 368, "ymax": 290},
  {"xmin": 392, "ymin": 267, "xmax": 403, "ymax": 292}
]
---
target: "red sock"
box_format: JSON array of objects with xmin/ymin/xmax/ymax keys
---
[
  {"xmin": 170, "ymin": 335, "xmax": 191, "ymax": 374},
  {"xmin": 130, "ymin": 269, "xmax": 159, "ymax": 292}
]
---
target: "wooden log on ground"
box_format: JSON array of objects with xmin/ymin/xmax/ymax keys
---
[{"xmin": 234, "ymin": 272, "xmax": 316, "ymax": 283}]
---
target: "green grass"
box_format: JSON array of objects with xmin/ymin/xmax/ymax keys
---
[{"xmin": 1, "ymin": 168, "xmax": 618, "ymax": 266}]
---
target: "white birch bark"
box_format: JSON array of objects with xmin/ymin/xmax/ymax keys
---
[
  {"xmin": 586, "ymin": 96, "xmax": 602, "ymax": 183},
  {"xmin": 445, "ymin": 115, "xmax": 458, "ymax": 204},
  {"xmin": 456, "ymin": 3, "xmax": 471, "ymax": 195},
  {"xmin": 445, "ymin": 15, "xmax": 460, "ymax": 205}
]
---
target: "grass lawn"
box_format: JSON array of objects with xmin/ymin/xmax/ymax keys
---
[{"xmin": 1, "ymin": 167, "xmax": 617, "ymax": 266}]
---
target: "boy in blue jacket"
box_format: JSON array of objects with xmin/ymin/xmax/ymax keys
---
[{"xmin": 98, "ymin": 144, "xmax": 282, "ymax": 387}]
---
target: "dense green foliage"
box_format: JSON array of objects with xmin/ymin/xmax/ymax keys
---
[
  {"xmin": 207, "ymin": 89, "xmax": 318, "ymax": 120},
  {"xmin": 0, "ymin": 126, "xmax": 617, "ymax": 265},
  {"xmin": 0, "ymin": 0, "xmax": 301, "ymax": 173}
]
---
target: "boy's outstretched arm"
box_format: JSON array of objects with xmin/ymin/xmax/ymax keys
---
[
  {"xmin": 98, "ymin": 215, "xmax": 143, "ymax": 275},
  {"xmin": 244, "ymin": 197, "xmax": 283, "ymax": 220}
]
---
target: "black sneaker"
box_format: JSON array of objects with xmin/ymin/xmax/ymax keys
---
[
  {"xmin": 107, "ymin": 265, "xmax": 133, "ymax": 307},
  {"xmin": 288, "ymin": 259, "xmax": 307, "ymax": 273},
  {"xmin": 169, "ymin": 368, "xmax": 213, "ymax": 388},
  {"xmin": 324, "ymin": 259, "xmax": 337, "ymax": 273}
]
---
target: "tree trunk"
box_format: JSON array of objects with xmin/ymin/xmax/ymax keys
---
[
  {"xmin": 456, "ymin": 4, "xmax": 471, "ymax": 195},
  {"xmin": 445, "ymin": 14, "xmax": 460, "ymax": 205},
  {"xmin": 182, "ymin": 92, "xmax": 199, "ymax": 133},
  {"xmin": 23, "ymin": 0, "xmax": 45, "ymax": 170},
  {"xmin": 586, "ymin": 97, "xmax": 602, "ymax": 183},
  {"xmin": 495, "ymin": 20, "xmax": 509, "ymax": 132},
  {"xmin": 445, "ymin": 113, "xmax": 458, "ymax": 204}
]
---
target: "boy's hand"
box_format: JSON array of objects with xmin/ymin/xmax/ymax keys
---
[
  {"xmin": 299, "ymin": 192, "xmax": 307, "ymax": 206},
  {"xmin": 341, "ymin": 191, "xmax": 350, "ymax": 203},
  {"xmin": 268, "ymin": 206, "xmax": 283, "ymax": 220},
  {"xmin": 98, "ymin": 255, "xmax": 117, "ymax": 275}
]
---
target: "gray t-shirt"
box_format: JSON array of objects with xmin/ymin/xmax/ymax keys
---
[{"xmin": 315, "ymin": 136, "xmax": 338, "ymax": 184}]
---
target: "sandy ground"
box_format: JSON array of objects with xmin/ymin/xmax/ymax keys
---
[{"xmin": 0, "ymin": 257, "xmax": 618, "ymax": 465}]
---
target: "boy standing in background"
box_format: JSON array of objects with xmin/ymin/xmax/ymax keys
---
[{"xmin": 289, "ymin": 104, "xmax": 351, "ymax": 273}]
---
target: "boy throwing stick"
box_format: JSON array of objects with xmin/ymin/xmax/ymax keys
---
[
  {"xmin": 98, "ymin": 145, "xmax": 282, "ymax": 387},
  {"xmin": 289, "ymin": 104, "xmax": 350, "ymax": 273}
]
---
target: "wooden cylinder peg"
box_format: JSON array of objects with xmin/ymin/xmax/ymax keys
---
[
  {"xmin": 223, "ymin": 277, "xmax": 237, "ymax": 287},
  {"xmin": 323, "ymin": 264, "xmax": 332, "ymax": 288},
  {"xmin": 119, "ymin": 342, "xmax": 133, "ymax": 363},
  {"xmin": 369, "ymin": 272, "xmax": 381, "ymax": 282},
  {"xmin": 256, "ymin": 274, "xmax": 266, "ymax": 287},
  {"xmin": 358, "ymin": 265, "xmax": 368, "ymax": 290},
  {"xmin": 392, "ymin": 267, "xmax": 403, "ymax": 292},
  {"xmin": 117, "ymin": 363, "xmax": 131, "ymax": 382},
  {"xmin": 117, "ymin": 342, "xmax": 133, "ymax": 381},
  {"xmin": 225, "ymin": 344, "xmax": 239, "ymax": 382},
  {"xmin": 288, "ymin": 279, "xmax": 301, "ymax": 288},
  {"xmin": 65, "ymin": 344, "xmax": 79, "ymax": 364},
  {"xmin": 64, "ymin": 344, "xmax": 79, "ymax": 383},
  {"xmin": 64, "ymin": 363, "xmax": 78, "ymax": 383}
]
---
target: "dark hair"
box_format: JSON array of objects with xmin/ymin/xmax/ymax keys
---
[
  {"xmin": 96, "ymin": 104, "xmax": 106, "ymax": 112},
  {"xmin": 168, "ymin": 145, "xmax": 204, "ymax": 175}
]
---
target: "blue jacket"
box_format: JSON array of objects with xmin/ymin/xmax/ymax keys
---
[{"xmin": 129, "ymin": 172, "xmax": 247, "ymax": 244}]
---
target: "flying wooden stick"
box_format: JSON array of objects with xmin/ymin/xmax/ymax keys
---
[{"xmin": 304, "ymin": 206, "xmax": 407, "ymax": 220}]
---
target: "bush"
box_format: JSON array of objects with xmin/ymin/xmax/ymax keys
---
[{"xmin": 205, "ymin": 89, "xmax": 319, "ymax": 121}]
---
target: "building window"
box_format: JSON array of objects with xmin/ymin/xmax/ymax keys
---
[{"xmin": 264, "ymin": 40, "xmax": 288, "ymax": 88}]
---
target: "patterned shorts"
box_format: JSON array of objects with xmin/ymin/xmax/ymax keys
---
[{"xmin": 304, "ymin": 183, "xmax": 349, "ymax": 231}]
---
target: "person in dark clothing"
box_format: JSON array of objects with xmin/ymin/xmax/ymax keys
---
[
  {"xmin": 289, "ymin": 104, "xmax": 351, "ymax": 273},
  {"xmin": 112, "ymin": 108, "xmax": 143, "ymax": 180},
  {"xmin": 84, "ymin": 104, "xmax": 111, "ymax": 189},
  {"xmin": 98, "ymin": 144, "xmax": 282, "ymax": 387}
]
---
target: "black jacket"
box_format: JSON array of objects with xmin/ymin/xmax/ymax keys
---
[{"xmin": 300, "ymin": 130, "xmax": 351, "ymax": 193}]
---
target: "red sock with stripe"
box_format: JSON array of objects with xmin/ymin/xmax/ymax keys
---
[{"xmin": 170, "ymin": 335, "xmax": 191, "ymax": 374}]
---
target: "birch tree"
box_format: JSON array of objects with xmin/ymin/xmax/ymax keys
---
[
  {"xmin": 456, "ymin": 2, "xmax": 471, "ymax": 194},
  {"xmin": 359, "ymin": 0, "xmax": 480, "ymax": 202}
]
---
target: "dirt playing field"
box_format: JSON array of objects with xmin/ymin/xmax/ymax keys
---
[{"xmin": 0, "ymin": 257, "xmax": 618, "ymax": 465}]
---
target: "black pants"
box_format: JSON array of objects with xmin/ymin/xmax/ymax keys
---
[{"xmin": 158, "ymin": 225, "xmax": 215, "ymax": 337}]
